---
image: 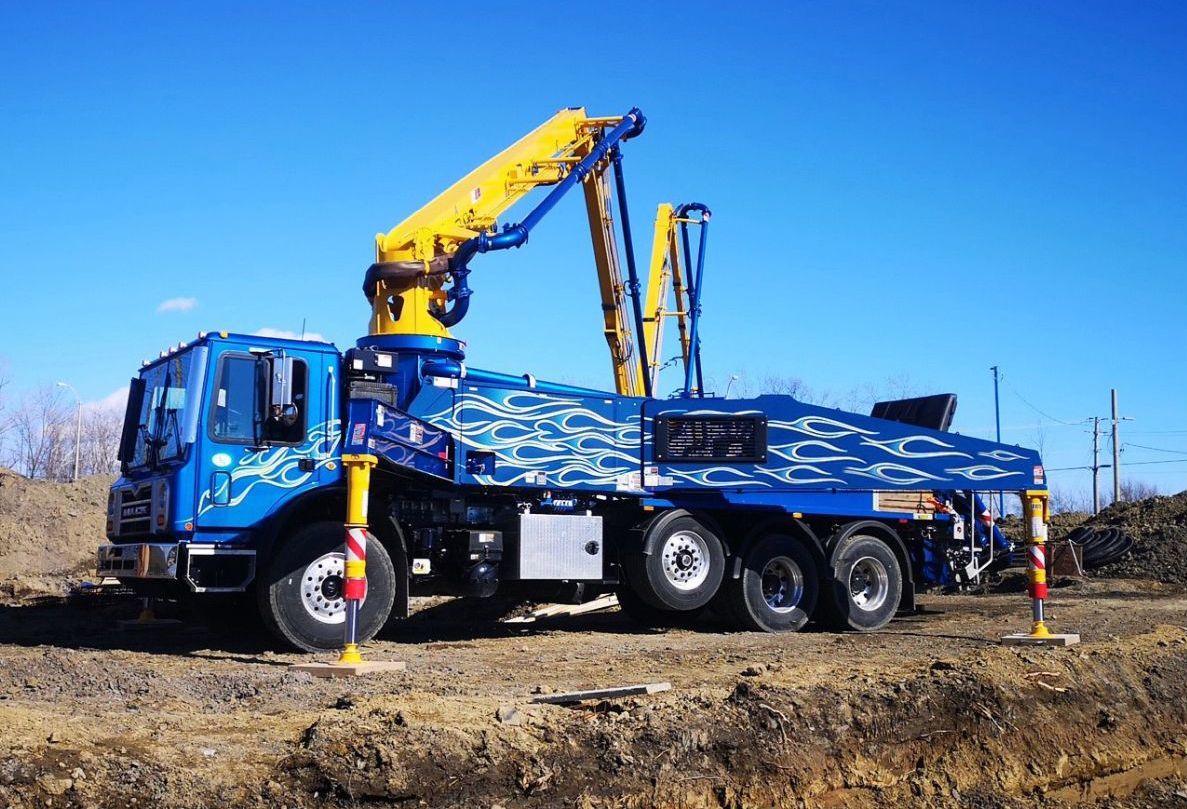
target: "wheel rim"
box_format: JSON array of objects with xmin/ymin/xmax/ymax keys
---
[
  {"xmin": 761, "ymin": 556, "xmax": 804, "ymax": 613},
  {"xmin": 661, "ymin": 530, "xmax": 711, "ymax": 591},
  {"xmin": 848, "ymin": 556, "xmax": 889, "ymax": 612},
  {"xmin": 300, "ymin": 551, "xmax": 360, "ymax": 625}
]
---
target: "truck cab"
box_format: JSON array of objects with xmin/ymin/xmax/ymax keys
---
[{"xmin": 99, "ymin": 332, "xmax": 343, "ymax": 599}]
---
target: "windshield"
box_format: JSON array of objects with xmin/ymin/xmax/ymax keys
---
[{"xmin": 128, "ymin": 350, "xmax": 197, "ymax": 469}]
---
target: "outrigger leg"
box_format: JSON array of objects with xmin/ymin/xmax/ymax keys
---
[
  {"xmin": 1002, "ymin": 490, "xmax": 1081, "ymax": 646},
  {"xmin": 291, "ymin": 452, "xmax": 406, "ymax": 677}
]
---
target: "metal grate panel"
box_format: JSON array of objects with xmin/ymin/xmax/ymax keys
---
[{"xmin": 655, "ymin": 416, "xmax": 767, "ymax": 463}]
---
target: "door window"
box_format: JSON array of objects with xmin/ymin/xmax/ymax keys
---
[{"xmin": 210, "ymin": 354, "xmax": 308, "ymax": 445}]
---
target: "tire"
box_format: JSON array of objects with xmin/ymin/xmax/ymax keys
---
[
  {"xmin": 615, "ymin": 570, "xmax": 705, "ymax": 628},
  {"xmin": 726, "ymin": 534, "xmax": 819, "ymax": 632},
  {"xmin": 624, "ymin": 514, "xmax": 725, "ymax": 611},
  {"xmin": 821, "ymin": 532, "xmax": 902, "ymax": 632},
  {"xmin": 257, "ymin": 521, "xmax": 397, "ymax": 652}
]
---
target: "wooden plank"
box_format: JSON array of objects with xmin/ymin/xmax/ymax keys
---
[
  {"xmin": 503, "ymin": 594, "xmax": 619, "ymax": 624},
  {"xmin": 874, "ymin": 490, "xmax": 937, "ymax": 514},
  {"xmin": 530, "ymin": 681, "xmax": 671, "ymax": 704},
  {"xmin": 290, "ymin": 660, "xmax": 407, "ymax": 678}
]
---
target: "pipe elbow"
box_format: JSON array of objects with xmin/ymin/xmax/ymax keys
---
[{"xmin": 625, "ymin": 107, "xmax": 647, "ymax": 139}]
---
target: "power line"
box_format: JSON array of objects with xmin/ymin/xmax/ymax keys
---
[
  {"xmin": 1044, "ymin": 457, "xmax": 1187, "ymax": 469},
  {"xmin": 1000, "ymin": 375, "xmax": 1085, "ymax": 426},
  {"xmin": 1124, "ymin": 442, "xmax": 1187, "ymax": 456}
]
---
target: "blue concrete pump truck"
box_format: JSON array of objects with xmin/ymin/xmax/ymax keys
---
[{"xmin": 98, "ymin": 108, "xmax": 1048, "ymax": 652}]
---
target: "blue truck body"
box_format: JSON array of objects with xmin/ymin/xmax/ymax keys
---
[{"xmin": 99, "ymin": 330, "xmax": 1043, "ymax": 647}]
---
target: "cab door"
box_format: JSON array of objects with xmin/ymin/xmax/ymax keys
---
[{"xmin": 194, "ymin": 344, "xmax": 334, "ymax": 533}]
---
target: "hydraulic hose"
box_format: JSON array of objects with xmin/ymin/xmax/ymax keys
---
[{"xmin": 434, "ymin": 107, "xmax": 647, "ymax": 328}]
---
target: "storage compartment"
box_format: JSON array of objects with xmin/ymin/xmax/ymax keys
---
[{"xmin": 508, "ymin": 514, "xmax": 603, "ymax": 580}]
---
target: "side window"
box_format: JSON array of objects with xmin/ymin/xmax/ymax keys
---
[
  {"xmin": 210, "ymin": 354, "xmax": 307, "ymax": 445},
  {"xmin": 212, "ymin": 356, "xmax": 260, "ymax": 442},
  {"xmin": 264, "ymin": 360, "xmax": 307, "ymax": 444}
]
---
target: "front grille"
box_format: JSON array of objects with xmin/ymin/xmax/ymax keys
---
[
  {"xmin": 655, "ymin": 415, "xmax": 767, "ymax": 463},
  {"xmin": 116, "ymin": 484, "xmax": 153, "ymax": 535}
]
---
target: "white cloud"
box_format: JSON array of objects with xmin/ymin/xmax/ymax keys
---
[
  {"xmin": 253, "ymin": 327, "xmax": 328, "ymax": 343},
  {"xmin": 157, "ymin": 296, "xmax": 198, "ymax": 314},
  {"xmin": 84, "ymin": 386, "xmax": 128, "ymax": 414}
]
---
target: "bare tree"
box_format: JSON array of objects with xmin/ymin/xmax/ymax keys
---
[
  {"xmin": 1118, "ymin": 478, "xmax": 1159, "ymax": 503},
  {"xmin": 1048, "ymin": 484, "xmax": 1092, "ymax": 514},
  {"xmin": 0, "ymin": 363, "xmax": 10, "ymax": 468},
  {"xmin": 10, "ymin": 385, "xmax": 72, "ymax": 479},
  {"xmin": 79, "ymin": 406, "xmax": 123, "ymax": 475}
]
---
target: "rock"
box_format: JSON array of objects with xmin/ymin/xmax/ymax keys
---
[
  {"xmin": 200, "ymin": 747, "xmax": 217, "ymax": 758},
  {"xmin": 495, "ymin": 706, "xmax": 522, "ymax": 725},
  {"xmin": 741, "ymin": 663, "xmax": 768, "ymax": 677},
  {"xmin": 70, "ymin": 768, "xmax": 85, "ymax": 780},
  {"xmin": 37, "ymin": 776, "xmax": 72, "ymax": 796},
  {"xmin": 929, "ymin": 660, "xmax": 954, "ymax": 672},
  {"xmin": 47, "ymin": 731, "xmax": 62, "ymax": 743}
]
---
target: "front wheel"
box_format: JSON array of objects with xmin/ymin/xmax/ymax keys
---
[
  {"xmin": 821, "ymin": 533, "xmax": 902, "ymax": 631},
  {"xmin": 726, "ymin": 534, "xmax": 819, "ymax": 632},
  {"xmin": 258, "ymin": 521, "xmax": 396, "ymax": 652}
]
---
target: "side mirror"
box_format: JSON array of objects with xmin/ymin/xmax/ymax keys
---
[
  {"xmin": 270, "ymin": 355, "xmax": 294, "ymax": 410},
  {"xmin": 277, "ymin": 402, "xmax": 299, "ymax": 427}
]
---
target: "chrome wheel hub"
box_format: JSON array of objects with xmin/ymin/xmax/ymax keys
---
[
  {"xmin": 661, "ymin": 531, "xmax": 710, "ymax": 591},
  {"xmin": 761, "ymin": 556, "xmax": 804, "ymax": 613},
  {"xmin": 849, "ymin": 556, "xmax": 889, "ymax": 612},
  {"xmin": 300, "ymin": 551, "xmax": 358, "ymax": 625}
]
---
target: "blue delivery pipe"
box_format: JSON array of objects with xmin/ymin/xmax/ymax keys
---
[
  {"xmin": 677, "ymin": 203, "xmax": 711, "ymax": 397},
  {"xmin": 435, "ymin": 108, "xmax": 647, "ymax": 328},
  {"xmin": 610, "ymin": 146, "xmax": 651, "ymax": 397}
]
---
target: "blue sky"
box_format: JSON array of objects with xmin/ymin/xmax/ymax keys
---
[{"xmin": 1, "ymin": 2, "xmax": 1184, "ymax": 498}]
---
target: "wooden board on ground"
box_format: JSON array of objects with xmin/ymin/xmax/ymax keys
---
[
  {"xmin": 531, "ymin": 682, "xmax": 671, "ymax": 704},
  {"xmin": 1001, "ymin": 633, "xmax": 1081, "ymax": 647},
  {"xmin": 291, "ymin": 660, "xmax": 408, "ymax": 678},
  {"xmin": 504, "ymin": 594, "xmax": 619, "ymax": 624}
]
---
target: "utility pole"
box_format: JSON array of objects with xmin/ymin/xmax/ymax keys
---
[
  {"xmin": 991, "ymin": 366, "xmax": 1003, "ymax": 518},
  {"xmin": 56, "ymin": 381, "xmax": 82, "ymax": 483},
  {"xmin": 1091, "ymin": 416, "xmax": 1101, "ymax": 514},
  {"xmin": 1111, "ymin": 388, "xmax": 1121, "ymax": 503}
]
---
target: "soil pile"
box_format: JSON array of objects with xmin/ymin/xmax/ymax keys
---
[
  {"xmin": 1088, "ymin": 491, "xmax": 1187, "ymax": 585},
  {"xmin": 999, "ymin": 491, "xmax": 1187, "ymax": 585},
  {"xmin": 0, "ymin": 469, "xmax": 114, "ymax": 594}
]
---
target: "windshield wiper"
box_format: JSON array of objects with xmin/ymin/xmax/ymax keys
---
[
  {"xmin": 138, "ymin": 424, "xmax": 162, "ymax": 470},
  {"xmin": 162, "ymin": 409, "xmax": 183, "ymax": 460}
]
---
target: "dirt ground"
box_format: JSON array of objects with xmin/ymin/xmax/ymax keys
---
[
  {"xmin": 2, "ymin": 474, "xmax": 1187, "ymax": 807},
  {"xmin": 1, "ymin": 579, "xmax": 1186, "ymax": 808}
]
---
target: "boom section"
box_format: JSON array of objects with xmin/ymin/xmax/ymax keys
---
[{"xmin": 365, "ymin": 105, "xmax": 647, "ymax": 393}]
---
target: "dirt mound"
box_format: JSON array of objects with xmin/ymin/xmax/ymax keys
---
[
  {"xmin": 1087, "ymin": 491, "xmax": 1187, "ymax": 585},
  {"xmin": 997, "ymin": 492, "xmax": 1187, "ymax": 585},
  {"xmin": 0, "ymin": 470, "xmax": 114, "ymax": 593}
]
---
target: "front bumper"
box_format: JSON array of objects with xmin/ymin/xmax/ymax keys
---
[{"xmin": 97, "ymin": 543, "xmax": 256, "ymax": 593}]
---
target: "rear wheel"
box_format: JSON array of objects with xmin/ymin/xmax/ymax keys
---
[
  {"xmin": 821, "ymin": 533, "xmax": 902, "ymax": 631},
  {"xmin": 726, "ymin": 534, "xmax": 819, "ymax": 632},
  {"xmin": 258, "ymin": 521, "xmax": 396, "ymax": 652},
  {"xmin": 624, "ymin": 514, "xmax": 725, "ymax": 612}
]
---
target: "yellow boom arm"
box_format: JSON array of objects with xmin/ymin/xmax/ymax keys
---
[{"xmin": 363, "ymin": 107, "xmax": 702, "ymax": 398}]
